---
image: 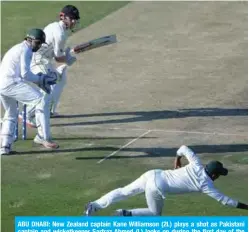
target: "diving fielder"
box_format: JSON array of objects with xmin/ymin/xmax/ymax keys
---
[
  {"xmin": 24, "ymin": 5, "xmax": 80, "ymax": 127},
  {"xmin": 0, "ymin": 29, "xmax": 59, "ymax": 155},
  {"xmin": 85, "ymin": 145, "xmax": 248, "ymax": 216}
]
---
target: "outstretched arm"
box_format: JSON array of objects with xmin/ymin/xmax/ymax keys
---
[
  {"xmin": 174, "ymin": 145, "xmax": 202, "ymax": 169},
  {"xmin": 202, "ymin": 183, "xmax": 247, "ymax": 210}
]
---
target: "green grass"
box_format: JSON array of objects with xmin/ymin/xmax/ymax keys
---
[
  {"xmin": 1, "ymin": 1, "xmax": 248, "ymax": 232},
  {"xmin": 2, "ymin": 134, "xmax": 248, "ymax": 231},
  {"xmin": 1, "ymin": 1, "xmax": 128, "ymax": 55}
]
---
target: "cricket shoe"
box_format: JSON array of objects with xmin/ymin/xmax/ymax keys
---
[
  {"xmin": 85, "ymin": 202, "xmax": 98, "ymax": 216},
  {"xmin": 34, "ymin": 134, "xmax": 59, "ymax": 149},
  {"xmin": 18, "ymin": 114, "xmax": 37, "ymax": 128},
  {"xmin": 0, "ymin": 146, "xmax": 11, "ymax": 155},
  {"xmin": 0, "ymin": 146, "xmax": 17, "ymax": 155},
  {"xmin": 114, "ymin": 209, "xmax": 132, "ymax": 216}
]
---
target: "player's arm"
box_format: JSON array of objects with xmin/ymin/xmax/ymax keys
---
[
  {"xmin": 174, "ymin": 145, "xmax": 202, "ymax": 169},
  {"xmin": 20, "ymin": 47, "xmax": 57, "ymax": 93},
  {"xmin": 20, "ymin": 47, "xmax": 40, "ymax": 83},
  {"xmin": 53, "ymin": 34, "xmax": 76, "ymax": 66},
  {"xmin": 202, "ymin": 184, "xmax": 248, "ymax": 210}
]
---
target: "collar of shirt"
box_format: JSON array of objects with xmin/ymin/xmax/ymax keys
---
[{"xmin": 203, "ymin": 168, "xmax": 214, "ymax": 184}]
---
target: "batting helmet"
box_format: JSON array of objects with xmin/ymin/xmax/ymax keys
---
[{"xmin": 60, "ymin": 5, "xmax": 80, "ymax": 20}]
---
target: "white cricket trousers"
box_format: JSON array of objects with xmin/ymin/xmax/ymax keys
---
[
  {"xmin": 0, "ymin": 80, "xmax": 51, "ymax": 148},
  {"xmin": 94, "ymin": 169, "xmax": 167, "ymax": 216}
]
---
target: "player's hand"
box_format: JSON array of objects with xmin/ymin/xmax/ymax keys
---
[
  {"xmin": 66, "ymin": 56, "xmax": 76, "ymax": 66},
  {"xmin": 65, "ymin": 47, "xmax": 77, "ymax": 66},
  {"xmin": 38, "ymin": 73, "xmax": 57, "ymax": 94},
  {"xmin": 174, "ymin": 157, "xmax": 182, "ymax": 169},
  {"xmin": 47, "ymin": 70, "xmax": 58, "ymax": 81}
]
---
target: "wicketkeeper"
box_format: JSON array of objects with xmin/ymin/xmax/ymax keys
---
[
  {"xmin": 85, "ymin": 145, "xmax": 248, "ymax": 216},
  {"xmin": 0, "ymin": 29, "xmax": 59, "ymax": 155}
]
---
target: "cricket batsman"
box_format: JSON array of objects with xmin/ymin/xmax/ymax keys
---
[
  {"xmin": 0, "ymin": 29, "xmax": 59, "ymax": 155},
  {"xmin": 85, "ymin": 145, "xmax": 248, "ymax": 216},
  {"xmin": 24, "ymin": 5, "xmax": 80, "ymax": 127}
]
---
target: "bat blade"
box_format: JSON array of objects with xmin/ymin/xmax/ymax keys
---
[{"xmin": 73, "ymin": 34, "xmax": 117, "ymax": 54}]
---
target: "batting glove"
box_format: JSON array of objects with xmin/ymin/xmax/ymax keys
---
[{"xmin": 65, "ymin": 47, "xmax": 77, "ymax": 66}]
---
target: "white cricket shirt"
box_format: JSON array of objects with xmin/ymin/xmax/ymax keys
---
[
  {"xmin": 31, "ymin": 21, "xmax": 68, "ymax": 68},
  {"xmin": 0, "ymin": 41, "xmax": 39, "ymax": 88},
  {"xmin": 159, "ymin": 147, "xmax": 238, "ymax": 207}
]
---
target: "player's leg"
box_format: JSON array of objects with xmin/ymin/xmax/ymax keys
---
[
  {"xmin": 28, "ymin": 63, "xmax": 67, "ymax": 117},
  {"xmin": 116, "ymin": 170, "xmax": 166, "ymax": 216},
  {"xmin": 0, "ymin": 81, "xmax": 44, "ymax": 154},
  {"xmin": 84, "ymin": 170, "xmax": 155, "ymax": 216},
  {"xmin": 25, "ymin": 63, "xmax": 52, "ymax": 126},
  {"xmin": 50, "ymin": 64, "xmax": 67, "ymax": 116},
  {"xmin": 33, "ymin": 90, "xmax": 58, "ymax": 148},
  {"xmin": 19, "ymin": 83, "xmax": 58, "ymax": 148},
  {"xmin": 128, "ymin": 179, "xmax": 164, "ymax": 216},
  {"xmin": 2, "ymin": 81, "xmax": 58, "ymax": 149},
  {"xmin": 28, "ymin": 85, "xmax": 58, "ymax": 148},
  {"xmin": 22, "ymin": 91, "xmax": 52, "ymax": 129},
  {"xmin": 0, "ymin": 94, "xmax": 19, "ymax": 155}
]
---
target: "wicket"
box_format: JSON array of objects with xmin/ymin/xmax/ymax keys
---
[{"xmin": 15, "ymin": 102, "xmax": 27, "ymax": 140}]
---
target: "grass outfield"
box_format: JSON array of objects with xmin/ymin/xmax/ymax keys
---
[
  {"xmin": 1, "ymin": 1, "xmax": 128, "ymax": 54},
  {"xmin": 2, "ymin": 132, "xmax": 248, "ymax": 231},
  {"xmin": 1, "ymin": 1, "xmax": 248, "ymax": 232}
]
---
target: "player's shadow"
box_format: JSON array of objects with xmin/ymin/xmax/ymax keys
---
[
  {"xmin": 50, "ymin": 108, "xmax": 248, "ymax": 127},
  {"xmin": 74, "ymin": 143, "xmax": 248, "ymax": 160},
  {"xmin": 5, "ymin": 143, "xmax": 248, "ymax": 157},
  {"xmin": 25, "ymin": 136, "xmax": 157, "ymax": 141}
]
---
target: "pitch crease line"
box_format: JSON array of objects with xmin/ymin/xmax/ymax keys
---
[{"xmin": 97, "ymin": 130, "xmax": 151, "ymax": 164}]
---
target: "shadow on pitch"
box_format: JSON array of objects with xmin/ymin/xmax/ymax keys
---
[
  {"xmin": 6, "ymin": 143, "xmax": 248, "ymax": 157},
  {"xmin": 50, "ymin": 108, "xmax": 248, "ymax": 128},
  {"xmin": 25, "ymin": 136, "xmax": 157, "ymax": 141}
]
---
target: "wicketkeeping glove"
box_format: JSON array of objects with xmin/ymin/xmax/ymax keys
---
[{"xmin": 37, "ymin": 73, "xmax": 57, "ymax": 94}]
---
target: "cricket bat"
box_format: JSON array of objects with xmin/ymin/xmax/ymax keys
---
[{"xmin": 71, "ymin": 34, "xmax": 117, "ymax": 54}]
